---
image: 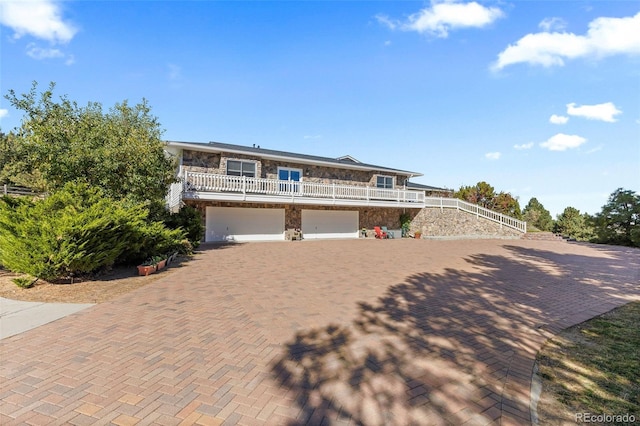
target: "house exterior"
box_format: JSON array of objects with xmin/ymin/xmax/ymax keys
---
[{"xmin": 165, "ymin": 141, "xmax": 525, "ymax": 242}]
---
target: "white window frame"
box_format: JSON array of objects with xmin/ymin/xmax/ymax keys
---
[
  {"xmin": 376, "ymin": 175, "xmax": 394, "ymax": 189},
  {"xmin": 226, "ymin": 159, "xmax": 257, "ymax": 178},
  {"xmin": 277, "ymin": 166, "xmax": 304, "ymax": 181}
]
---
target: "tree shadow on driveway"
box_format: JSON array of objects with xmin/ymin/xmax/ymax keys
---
[{"xmin": 271, "ymin": 245, "xmax": 640, "ymax": 425}]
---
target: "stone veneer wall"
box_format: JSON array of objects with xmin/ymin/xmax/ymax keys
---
[
  {"xmin": 182, "ymin": 150, "xmax": 264, "ymax": 177},
  {"xmin": 261, "ymin": 159, "xmax": 405, "ymax": 187},
  {"xmin": 184, "ymin": 200, "xmax": 415, "ymax": 236},
  {"xmin": 182, "ymin": 149, "xmax": 407, "ymax": 188},
  {"xmin": 410, "ymin": 208, "xmax": 522, "ymax": 238},
  {"xmin": 182, "ymin": 150, "xmax": 222, "ymax": 174},
  {"xmin": 182, "ymin": 200, "xmax": 521, "ymax": 240}
]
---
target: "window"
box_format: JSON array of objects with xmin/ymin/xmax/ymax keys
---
[
  {"xmin": 376, "ymin": 175, "xmax": 393, "ymax": 189},
  {"xmin": 277, "ymin": 168, "xmax": 302, "ymax": 182},
  {"xmin": 277, "ymin": 167, "xmax": 302, "ymax": 192},
  {"xmin": 227, "ymin": 160, "xmax": 256, "ymax": 177}
]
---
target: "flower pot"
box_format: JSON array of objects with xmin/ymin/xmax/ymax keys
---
[
  {"xmin": 414, "ymin": 232, "xmax": 422, "ymax": 239},
  {"xmin": 137, "ymin": 265, "xmax": 156, "ymax": 276},
  {"xmin": 156, "ymin": 259, "xmax": 167, "ymax": 270}
]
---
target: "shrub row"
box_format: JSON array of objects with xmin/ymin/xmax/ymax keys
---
[{"xmin": 0, "ymin": 183, "xmax": 191, "ymax": 281}]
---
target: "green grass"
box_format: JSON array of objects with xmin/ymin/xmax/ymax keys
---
[{"xmin": 537, "ymin": 302, "xmax": 640, "ymax": 423}]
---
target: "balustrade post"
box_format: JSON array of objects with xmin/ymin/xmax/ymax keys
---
[
  {"xmin": 332, "ymin": 182, "xmax": 336, "ymax": 199},
  {"xmin": 242, "ymin": 176, "xmax": 246, "ymax": 194}
]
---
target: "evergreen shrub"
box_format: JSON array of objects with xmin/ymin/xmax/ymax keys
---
[{"xmin": 0, "ymin": 183, "xmax": 185, "ymax": 281}]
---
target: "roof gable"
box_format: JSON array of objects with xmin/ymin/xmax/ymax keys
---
[{"xmin": 335, "ymin": 155, "xmax": 361, "ymax": 163}]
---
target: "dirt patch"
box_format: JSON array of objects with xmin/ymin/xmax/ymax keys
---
[{"xmin": 0, "ymin": 261, "xmax": 185, "ymax": 304}]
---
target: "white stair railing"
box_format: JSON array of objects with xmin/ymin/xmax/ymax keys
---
[{"xmin": 424, "ymin": 197, "xmax": 527, "ymax": 233}]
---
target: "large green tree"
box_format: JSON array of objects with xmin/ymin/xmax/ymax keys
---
[
  {"xmin": 494, "ymin": 192, "xmax": 522, "ymax": 219},
  {"xmin": 3, "ymin": 82, "xmax": 176, "ymax": 203},
  {"xmin": 455, "ymin": 181, "xmax": 497, "ymax": 209},
  {"xmin": 554, "ymin": 207, "xmax": 594, "ymax": 241},
  {"xmin": 522, "ymin": 197, "xmax": 554, "ymax": 231},
  {"xmin": 455, "ymin": 181, "xmax": 522, "ymax": 219},
  {"xmin": 593, "ymin": 188, "xmax": 640, "ymax": 247},
  {"xmin": 0, "ymin": 131, "xmax": 47, "ymax": 189}
]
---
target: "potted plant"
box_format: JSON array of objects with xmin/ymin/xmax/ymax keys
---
[
  {"xmin": 154, "ymin": 255, "xmax": 167, "ymax": 271},
  {"xmin": 137, "ymin": 259, "xmax": 156, "ymax": 276},
  {"xmin": 414, "ymin": 231, "xmax": 422, "ymax": 239},
  {"xmin": 400, "ymin": 213, "xmax": 411, "ymax": 238}
]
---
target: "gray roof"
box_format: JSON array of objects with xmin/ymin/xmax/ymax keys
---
[
  {"xmin": 406, "ymin": 181, "xmax": 452, "ymax": 193},
  {"xmin": 166, "ymin": 140, "xmax": 423, "ymax": 177}
]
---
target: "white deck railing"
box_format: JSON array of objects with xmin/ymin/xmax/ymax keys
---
[
  {"xmin": 170, "ymin": 170, "xmax": 526, "ymax": 233},
  {"xmin": 182, "ymin": 170, "xmax": 425, "ymax": 204}
]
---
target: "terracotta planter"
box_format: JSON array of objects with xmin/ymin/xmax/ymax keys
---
[
  {"xmin": 156, "ymin": 259, "xmax": 167, "ymax": 270},
  {"xmin": 137, "ymin": 265, "xmax": 156, "ymax": 276},
  {"xmin": 414, "ymin": 232, "xmax": 422, "ymax": 239}
]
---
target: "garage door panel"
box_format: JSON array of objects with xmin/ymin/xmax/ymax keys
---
[
  {"xmin": 302, "ymin": 210, "xmax": 358, "ymax": 239},
  {"xmin": 206, "ymin": 207, "xmax": 285, "ymax": 242}
]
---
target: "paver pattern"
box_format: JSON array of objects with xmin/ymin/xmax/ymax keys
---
[{"xmin": 1, "ymin": 239, "xmax": 639, "ymax": 425}]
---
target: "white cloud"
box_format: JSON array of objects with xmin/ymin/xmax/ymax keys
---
[
  {"xmin": 0, "ymin": 109, "xmax": 8, "ymax": 119},
  {"xmin": 514, "ymin": 142, "xmax": 534, "ymax": 150},
  {"xmin": 0, "ymin": 0, "xmax": 77, "ymax": 44},
  {"xmin": 377, "ymin": 0, "xmax": 504, "ymax": 38},
  {"xmin": 24, "ymin": 42, "xmax": 74, "ymax": 64},
  {"xmin": 485, "ymin": 151, "xmax": 501, "ymax": 160},
  {"xmin": 376, "ymin": 15, "xmax": 397, "ymax": 31},
  {"xmin": 26, "ymin": 43, "xmax": 63, "ymax": 59},
  {"xmin": 383, "ymin": 40, "xmax": 392, "ymax": 47},
  {"xmin": 586, "ymin": 145, "xmax": 604, "ymax": 154},
  {"xmin": 539, "ymin": 17, "xmax": 567, "ymax": 32},
  {"xmin": 493, "ymin": 11, "xmax": 640, "ymax": 70},
  {"xmin": 540, "ymin": 133, "xmax": 587, "ymax": 151},
  {"xmin": 566, "ymin": 102, "xmax": 622, "ymax": 122},
  {"xmin": 549, "ymin": 114, "xmax": 569, "ymax": 124}
]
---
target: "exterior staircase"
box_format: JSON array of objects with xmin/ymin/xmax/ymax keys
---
[{"xmin": 521, "ymin": 232, "xmax": 566, "ymax": 241}]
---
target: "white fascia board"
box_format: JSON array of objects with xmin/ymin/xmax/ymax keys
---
[
  {"xmin": 166, "ymin": 141, "xmax": 423, "ymax": 178},
  {"xmin": 183, "ymin": 191, "xmax": 425, "ymax": 208}
]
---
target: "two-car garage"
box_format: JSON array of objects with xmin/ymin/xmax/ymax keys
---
[{"xmin": 205, "ymin": 206, "xmax": 359, "ymax": 242}]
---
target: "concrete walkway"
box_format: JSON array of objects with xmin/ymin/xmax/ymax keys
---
[
  {"xmin": 1, "ymin": 239, "xmax": 638, "ymax": 425},
  {"xmin": 0, "ymin": 297, "xmax": 94, "ymax": 341}
]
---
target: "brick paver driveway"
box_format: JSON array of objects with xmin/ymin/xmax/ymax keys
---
[{"xmin": 1, "ymin": 239, "xmax": 639, "ymax": 425}]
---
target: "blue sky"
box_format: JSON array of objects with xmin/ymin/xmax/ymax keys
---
[{"xmin": 1, "ymin": 0, "xmax": 638, "ymax": 217}]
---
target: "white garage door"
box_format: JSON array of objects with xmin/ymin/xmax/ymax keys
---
[
  {"xmin": 302, "ymin": 210, "xmax": 359, "ymax": 240},
  {"xmin": 205, "ymin": 207, "xmax": 285, "ymax": 242}
]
